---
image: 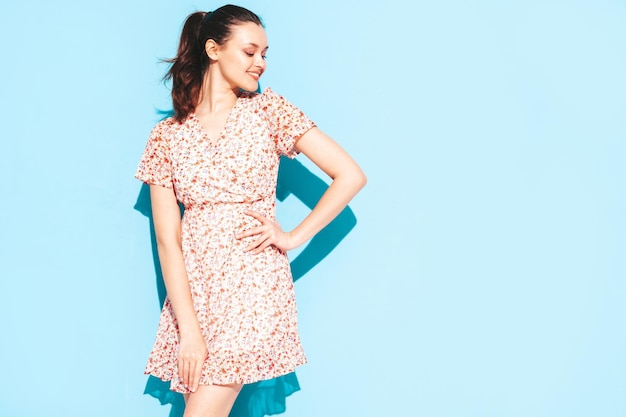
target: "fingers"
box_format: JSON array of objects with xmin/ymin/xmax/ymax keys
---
[
  {"xmin": 243, "ymin": 226, "xmax": 275, "ymax": 253},
  {"xmin": 189, "ymin": 359, "xmax": 203, "ymax": 393},
  {"xmin": 237, "ymin": 210, "xmax": 286, "ymax": 253},
  {"xmin": 178, "ymin": 357, "xmax": 185, "ymax": 383},
  {"xmin": 248, "ymin": 232, "xmax": 273, "ymax": 254},
  {"xmin": 178, "ymin": 356, "xmax": 190, "ymax": 389},
  {"xmin": 235, "ymin": 211, "xmax": 268, "ymax": 240},
  {"xmin": 178, "ymin": 351, "xmax": 207, "ymax": 393},
  {"xmin": 237, "ymin": 211, "xmax": 271, "ymax": 251},
  {"xmin": 243, "ymin": 210, "xmax": 267, "ymax": 223},
  {"xmin": 236, "ymin": 225, "xmax": 265, "ymax": 240}
]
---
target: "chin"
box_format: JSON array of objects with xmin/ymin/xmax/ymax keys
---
[
  {"xmin": 240, "ymin": 80, "xmax": 260, "ymax": 93},
  {"xmin": 243, "ymin": 85, "xmax": 259, "ymax": 93}
]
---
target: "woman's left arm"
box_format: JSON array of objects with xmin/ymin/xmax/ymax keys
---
[{"xmin": 239, "ymin": 127, "xmax": 367, "ymax": 253}]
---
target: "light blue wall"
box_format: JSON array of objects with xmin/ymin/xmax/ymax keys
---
[{"xmin": 1, "ymin": 1, "xmax": 625, "ymax": 416}]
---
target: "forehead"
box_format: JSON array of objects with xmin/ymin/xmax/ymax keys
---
[{"xmin": 228, "ymin": 22, "xmax": 268, "ymax": 48}]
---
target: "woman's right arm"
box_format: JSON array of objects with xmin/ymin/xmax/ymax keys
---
[{"xmin": 150, "ymin": 184, "xmax": 207, "ymax": 392}]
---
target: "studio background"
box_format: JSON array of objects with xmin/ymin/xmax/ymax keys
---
[{"xmin": 1, "ymin": 1, "xmax": 625, "ymax": 416}]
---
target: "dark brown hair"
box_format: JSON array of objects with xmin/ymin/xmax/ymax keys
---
[{"xmin": 165, "ymin": 5, "xmax": 263, "ymax": 121}]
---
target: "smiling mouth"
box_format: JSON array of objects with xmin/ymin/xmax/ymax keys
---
[{"xmin": 247, "ymin": 72, "xmax": 261, "ymax": 80}]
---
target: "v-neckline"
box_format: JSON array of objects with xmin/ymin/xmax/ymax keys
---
[{"xmin": 190, "ymin": 95, "xmax": 241, "ymax": 145}]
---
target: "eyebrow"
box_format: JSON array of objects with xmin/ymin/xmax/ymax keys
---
[{"xmin": 243, "ymin": 42, "xmax": 269, "ymax": 50}]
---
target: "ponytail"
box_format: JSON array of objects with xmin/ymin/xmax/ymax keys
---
[
  {"xmin": 165, "ymin": 6, "xmax": 263, "ymax": 122},
  {"xmin": 165, "ymin": 12, "xmax": 207, "ymax": 122}
]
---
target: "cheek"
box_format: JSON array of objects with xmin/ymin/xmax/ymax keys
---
[
  {"xmin": 220, "ymin": 58, "xmax": 243, "ymax": 79},
  {"xmin": 229, "ymin": 56, "xmax": 249, "ymax": 73}
]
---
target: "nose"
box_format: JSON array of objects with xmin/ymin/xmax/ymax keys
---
[{"xmin": 255, "ymin": 54, "xmax": 266, "ymax": 70}]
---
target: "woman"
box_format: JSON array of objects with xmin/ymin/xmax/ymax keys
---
[{"xmin": 136, "ymin": 5, "xmax": 366, "ymax": 416}]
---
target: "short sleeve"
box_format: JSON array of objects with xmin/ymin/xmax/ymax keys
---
[
  {"xmin": 262, "ymin": 88, "xmax": 316, "ymax": 158},
  {"xmin": 135, "ymin": 120, "xmax": 174, "ymax": 188}
]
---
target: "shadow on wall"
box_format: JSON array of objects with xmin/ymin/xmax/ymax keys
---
[{"xmin": 133, "ymin": 156, "xmax": 357, "ymax": 417}]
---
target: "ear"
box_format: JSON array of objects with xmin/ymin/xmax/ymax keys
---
[{"xmin": 205, "ymin": 39, "xmax": 219, "ymax": 61}]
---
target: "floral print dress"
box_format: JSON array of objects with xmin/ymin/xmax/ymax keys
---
[{"xmin": 135, "ymin": 88, "xmax": 315, "ymax": 393}]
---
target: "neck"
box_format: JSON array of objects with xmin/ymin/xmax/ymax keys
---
[{"xmin": 196, "ymin": 69, "xmax": 239, "ymax": 114}]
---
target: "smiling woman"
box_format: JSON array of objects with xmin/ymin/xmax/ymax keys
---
[{"xmin": 134, "ymin": 4, "xmax": 366, "ymax": 417}]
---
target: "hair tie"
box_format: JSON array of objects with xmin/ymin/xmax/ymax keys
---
[{"xmin": 202, "ymin": 11, "xmax": 213, "ymax": 25}]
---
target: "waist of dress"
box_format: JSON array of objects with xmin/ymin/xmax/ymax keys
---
[{"xmin": 184, "ymin": 199, "xmax": 264, "ymax": 211}]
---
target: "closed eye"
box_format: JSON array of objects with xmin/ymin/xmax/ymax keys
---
[{"xmin": 245, "ymin": 51, "xmax": 267, "ymax": 60}]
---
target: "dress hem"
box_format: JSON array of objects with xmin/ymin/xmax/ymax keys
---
[{"xmin": 144, "ymin": 359, "xmax": 308, "ymax": 394}]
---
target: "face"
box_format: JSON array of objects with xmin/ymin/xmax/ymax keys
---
[{"xmin": 208, "ymin": 22, "xmax": 268, "ymax": 92}]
